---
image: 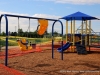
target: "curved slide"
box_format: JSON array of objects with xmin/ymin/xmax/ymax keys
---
[
  {"xmin": 57, "ymin": 42, "xmax": 71, "ymax": 52},
  {"xmin": 37, "ymin": 19, "xmax": 48, "ymax": 35}
]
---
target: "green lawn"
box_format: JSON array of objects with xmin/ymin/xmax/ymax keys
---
[
  {"xmin": 0, "ymin": 36, "xmax": 66, "ymax": 47},
  {"xmin": 0, "ymin": 36, "xmax": 51, "ymax": 47}
]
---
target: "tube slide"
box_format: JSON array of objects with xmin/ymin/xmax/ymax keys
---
[{"xmin": 37, "ymin": 19, "xmax": 48, "ymax": 35}]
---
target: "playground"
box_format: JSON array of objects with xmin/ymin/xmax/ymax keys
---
[{"xmin": 0, "ymin": 12, "xmax": 100, "ymax": 75}]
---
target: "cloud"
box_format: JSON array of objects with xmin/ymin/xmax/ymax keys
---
[
  {"xmin": 96, "ymin": 16, "xmax": 100, "ymax": 19},
  {"xmin": 33, "ymin": 14, "xmax": 60, "ymax": 19},
  {"xmin": 0, "ymin": 11, "xmax": 29, "ymax": 16},
  {"xmin": 38, "ymin": 0, "xmax": 100, "ymax": 5}
]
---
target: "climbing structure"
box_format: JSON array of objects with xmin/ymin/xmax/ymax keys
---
[{"xmin": 60, "ymin": 11, "xmax": 99, "ymax": 52}]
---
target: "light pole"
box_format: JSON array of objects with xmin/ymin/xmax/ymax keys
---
[{"xmin": 15, "ymin": 26, "xmax": 16, "ymax": 38}]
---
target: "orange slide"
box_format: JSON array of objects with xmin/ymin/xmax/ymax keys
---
[{"xmin": 37, "ymin": 19, "xmax": 48, "ymax": 35}]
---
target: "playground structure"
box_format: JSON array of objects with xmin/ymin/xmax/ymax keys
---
[
  {"xmin": 58, "ymin": 12, "xmax": 100, "ymax": 53},
  {"xmin": 0, "ymin": 11, "xmax": 100, "ymax": 67}
]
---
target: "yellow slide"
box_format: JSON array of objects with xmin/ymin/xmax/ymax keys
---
[
  {"xmin": 17, "ymin": 38, "xmax": 32, "ymax": 51},
  {"xmin": 37, "ymin": 19, "xmax": 48, "ymax": 35}
]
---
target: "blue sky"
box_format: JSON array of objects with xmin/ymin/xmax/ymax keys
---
[{"xmin": 0, "ymin": 0, "xmax": 100, "ymax": 33}]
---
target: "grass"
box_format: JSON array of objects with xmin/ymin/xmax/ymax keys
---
[
  {"xmin": 0, "ymin": 39, "xmax": 18, "ymax": 47},
  {"xmin": 0, "ymin": 36, "xmax": 67, "ymax": 48},
  {"xmin": 0, "ymin": 36, "xmax": 52, "ymax": 47},
  {"xmin": 1, "ymin": 35, "xmax": 100, "ymax": 48}
]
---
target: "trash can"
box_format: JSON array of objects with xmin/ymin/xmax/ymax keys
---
[{"xmin": 31, "ymin": 44, "xmax": 36, "ymax": 49}]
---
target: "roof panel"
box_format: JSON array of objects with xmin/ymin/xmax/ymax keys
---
[{"xmin": 60, "ymin": 11, "xmax": 98, "ymax": 21}]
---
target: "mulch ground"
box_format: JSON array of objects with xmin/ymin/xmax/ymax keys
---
[{"xmin": 0, "ymin": 45, "xmax": 100, "ymax": 75}]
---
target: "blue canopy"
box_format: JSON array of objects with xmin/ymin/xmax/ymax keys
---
[{"xmin": 60, "ymin": 11, "xmax": 99, "ymax": 21}]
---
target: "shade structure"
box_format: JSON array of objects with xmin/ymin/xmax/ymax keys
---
[{"xmin": 60, "ymin": 11, "xmax": 99, "ymax": 21}]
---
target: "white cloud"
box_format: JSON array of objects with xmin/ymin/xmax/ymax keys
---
[
  {"xmin": 0, "ymin": 11, "xmax": 29, "ymax": 16},
  {"xmin": 96, "ymin": 16, "xmax": 100, "ymax": 19},
  {"xmin": 38, "ymin": 0, "xmax": 100, "ymax": 5},
  {"xmin": 33, "ymin": 14, "xmax": 60, "ymax": 19}
]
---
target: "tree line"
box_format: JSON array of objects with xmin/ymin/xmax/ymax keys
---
[{"xmin": 0, "ymin": 29, "xmax": 66, "ymax": 38}]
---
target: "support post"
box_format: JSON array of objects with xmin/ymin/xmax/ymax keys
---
[
  {"xmin": 0, "ymin": 16, "xmax": 1, "ymax": 52},
  {"xmin": 70, "ymin": 18, "xmax": 72, "ymax": 52},
  {"xmin": 18, "ymin": 17, "xmax": 19, "ymax": 36},
  {"xmin": 89, "ymin": 20, "xmax": 91, "ymax": 46},
  {"xmin": 81, "ymin": 20, "xmax": 83, "ymax": 45},
  {"xmin": 73, "ymin": 19, "xmax": 75, "ymax": 52},
  {"xmin": 52, "ymin": 20, "xmax": 63, "ymax": 60},
  {"xmin": 66, "ymin": 20, "xmax": 68, "ymax": 43},
  {"xmin": 2, "ymin": 15, "xmax": 9, "ymax": 66},
  {"xmin": 85, "ymin": 20, "xmax": 88, "ymax": 46}
]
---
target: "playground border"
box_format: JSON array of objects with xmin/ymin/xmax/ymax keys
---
[{"xmin": 0, "ymin": 64, "xmax": 25, "ymax": 75}]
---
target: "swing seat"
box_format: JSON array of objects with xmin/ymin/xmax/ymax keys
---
[
  {"xmin": 17, "ymin": 38, "xmax": 32, "ymax": 51},
  {"xmin": 37, "ymin": 19, "xmax": 48, "ymax": 35}
]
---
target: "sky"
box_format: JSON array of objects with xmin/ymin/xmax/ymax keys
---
[{"xmin": 0, "ymin": 0, "xmax": 100, "ymax": 34}]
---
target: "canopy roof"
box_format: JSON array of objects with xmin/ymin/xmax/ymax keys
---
[{"xmin": 60, "ymin": 11, "xmax": 99, "ymax": 21}]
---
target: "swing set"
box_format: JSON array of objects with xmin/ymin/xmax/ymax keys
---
[{"xmin": 0, "ymin": 14, "xmax": 63, "ymax": 66}]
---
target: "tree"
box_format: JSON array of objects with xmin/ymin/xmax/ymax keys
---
[
  {"xmin": 1, "ymin": 32, "xmax": 6, "ymax": 36},
  {"xmin": 18, "ymin": 29, "xmax": 23, "ymax": 36},
  {"xmin": 10, "ymin": 32, "xmax": 17, "ymax": 36},
  {"xmin": 53, "ymin": 31, "xmax": 59, "ymax": 37}
]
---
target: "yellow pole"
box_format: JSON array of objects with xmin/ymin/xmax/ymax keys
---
[
  {"xmin": 73, "ymin": 20, "xmax": 75, "ymax": 52},
  {"xmin": 71, "ymin": 20, "xmax": 72, "ymax": 52},
  {"xmin": 66, "ymin": 20, "xmax": 68, "ymax": 43},
  {"xmin": 85, "ymin": 20, "xmax": 88, "ymax": 46},
  {"xmin": 81, "ymin": 20, "xmax": 83, "ymax": 45},
  {"xmin": 89, "ymin": 20, "xmax": 91, "ymax": 45}
]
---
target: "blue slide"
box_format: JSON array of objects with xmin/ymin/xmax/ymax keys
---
[{"xmin": 57, "ymin": 42, "xmax": 71, "ymax": 52}]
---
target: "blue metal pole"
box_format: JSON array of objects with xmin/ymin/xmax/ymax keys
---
[
  {"xmin": 4, "ymin": 15, "xmax": 8, "ymax": 66},
  {"xmin": 52, "ymin": 20, "xmax": 63, "ymax": 60},
  {"xmin": 52, "ymin": 38, "xmax": 54, "ymax": 59},
  {"xmin": 0, "ymin": 16, "xmax": 2, "ymax": 52},
  {"xmin": 60, "ymin": 21, "xmax": 63, "ymax": 60},
  {"xmin": 52, "ymin": 21, "xmax": 57, "ymax": 59},
  {"xmin": 58, "ymin": 20, "xmax": 63, "ymax": 60}
]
